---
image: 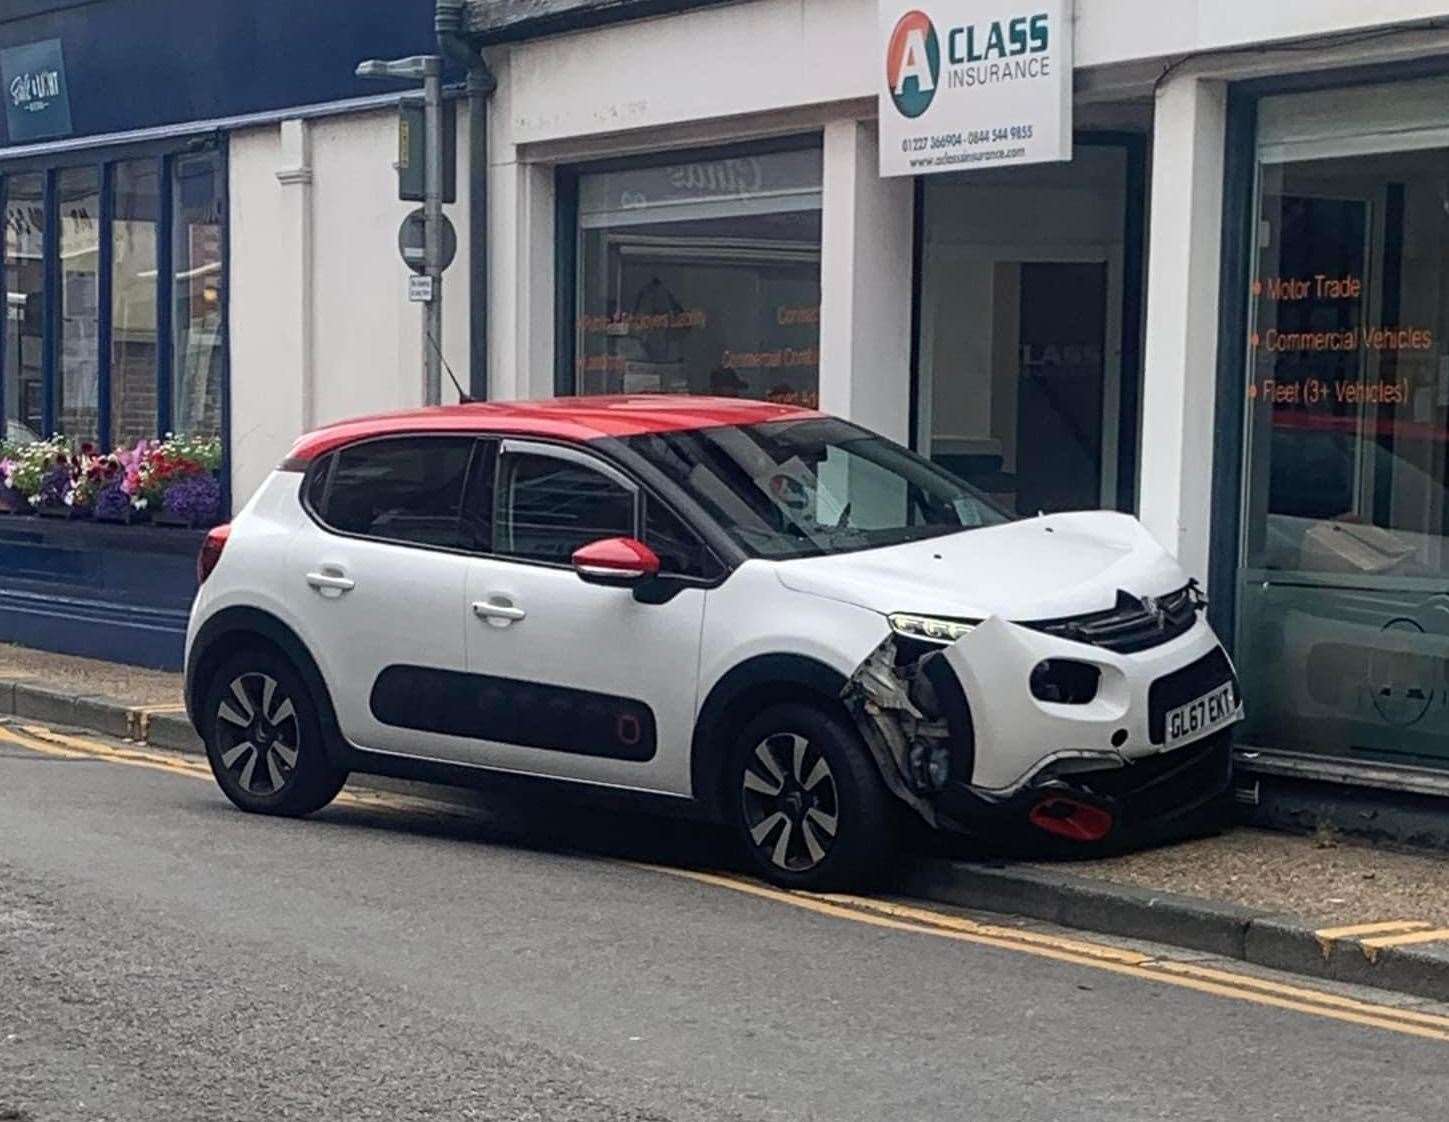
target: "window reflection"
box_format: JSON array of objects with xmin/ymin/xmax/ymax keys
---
[
  {"xmin": 3, "ymin": 173, "xmax": 44, "ymax": 443},
  {"xmin": 172, "ymin": 152, "xmax": 223, "ymax": 439},
  {"xmin": 573, "ymin": 149, "xmax": 822, "ymax": 406},
  {"xmin": 111, "ymin": 159, "xmax": 159, "ymax": 450},
  {"xmin": 1239, "ymin": 146, "xmax": 1449, "ymax": 767},
  {"xmin": 58, "ymin": 166, "xmax": 101, "ymax": 443}
]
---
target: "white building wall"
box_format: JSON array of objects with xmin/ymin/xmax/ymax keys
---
[
  {"xmin": 818, "ymin": 119, "xmax": 914, "ymax": 443},
  {"xmin": 228, "ymin": 107, "xmax": 471, "ymax": 504},
  {"xmin": 1136, "ymin": 76, "xmax": 1228, "ymax": 583},
  {"xmin": 499, "ymin": 0, "xmax": 1449, "ymax": 149},
  {"xmin": 228, "ymin": 125, "xmax": 294, "ymax": 505},
  {"xmin": 225, "ymin": 0, "xmax": 1449, "ymax": 547}
]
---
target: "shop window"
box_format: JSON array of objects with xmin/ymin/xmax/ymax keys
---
[
  {"xmin": 567, "ymin": 145, "xmax": 822, "ymax": 406},
  {"xmin": 0, "ymin": 140, "xmax": 227, "ymax": 476},
  {"xmin": 1238, "ymin": 142, "xmax": 1449, "ymax": 766},
  {"xmin": 171, "ymin": 152, "xmax": 224, "ymax": 441},
  {"xmin": 3, "ymin": 172, "xmax": 45, "ymax": 444},
  {"xmin": 58, "ymin": 165, "xmax": 101, "ymax": 444},
  {"xmin": 111, "ymin": 159, "xmax": 160, "ymax": 450}
]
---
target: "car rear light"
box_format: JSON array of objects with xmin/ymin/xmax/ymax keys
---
[
  {"xmin": 197, "ymin": 523, "xmax": 231, "ymax": 585},
  {"xmin": 1028, "ymin": 796, "xmax": 1113, "ymax": 843}
]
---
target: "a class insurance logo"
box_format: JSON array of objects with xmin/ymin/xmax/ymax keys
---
[{"xmin": 887, "ymin": 10, "xmax": 940, "ymax": 119}]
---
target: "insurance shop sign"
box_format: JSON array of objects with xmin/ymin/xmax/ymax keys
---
[{"xmin": 878, "ymin": 2, "xmax": 1072, "ymax": 178}]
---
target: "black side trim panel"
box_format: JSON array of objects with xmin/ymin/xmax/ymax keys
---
[{"xmin": 370, "ymin": 665, "xmax": 658, "ymax": 763}]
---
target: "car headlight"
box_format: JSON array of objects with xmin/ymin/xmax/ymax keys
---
[{"xmin": 888, "ymin": 613, "xmax": 978, "ymax": 644}]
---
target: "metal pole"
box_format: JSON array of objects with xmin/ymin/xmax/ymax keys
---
[{"xmin": 422, "ymin": 55, "xmax": 444, "ymax": 405}]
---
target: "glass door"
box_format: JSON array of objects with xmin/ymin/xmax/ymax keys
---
[{"xmin": 1237, "ymin": 140, "xmax": 1449, "ymax": 768}]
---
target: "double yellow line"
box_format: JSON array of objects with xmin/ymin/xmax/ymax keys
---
[
  {"xmin": 636, "ymin": 865, "xmax": 1449, "ymax": 1043},
  {"xmin": 4, "ymin": 719, "xmax": 1449, "ymax": 1044}
]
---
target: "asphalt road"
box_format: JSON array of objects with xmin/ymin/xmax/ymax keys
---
[{"xmin": 3, "ymin": 725, "xmax": 1448, "ymax": 1122}]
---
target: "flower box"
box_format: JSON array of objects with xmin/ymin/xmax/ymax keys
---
[
  {"xmin": 93, "ymin": 503, "xmax": 151, "ymax": 526},
  {"xmin": 152, "ymin": 509, "xmax": 212, "ymax": 530},
  {"xmin": 36, "ymin": 502, "xmax": 92, "ymax": 520},
  {"xmin": 0, "ymin": 486, "xmax": 32, "ymax": 515},
  {"xmin": 1, "ymin": 434, "xmax": 222, "ymax": 532}
]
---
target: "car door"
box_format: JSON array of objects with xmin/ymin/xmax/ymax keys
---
[
  {"xmin": 459, "ymin": 438, "xmax": 709, "ymax": 796},
  {"xmin": 286, "ymin": 434, "xmax": 487, "ymax": 757}
]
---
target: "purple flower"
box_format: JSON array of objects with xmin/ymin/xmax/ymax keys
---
[
  {"xmin": 94, "ymin": 479, "xmax": 132, "ymax": 520},
  {"xmin": 162, "ymin": 474, "xmax": 221, "ymax": 525},
  {"xmin": 36, "ymin": 465, "xmax": 71, "ymax": 508}
]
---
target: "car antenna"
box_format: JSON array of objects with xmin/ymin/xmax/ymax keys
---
[{"xmin": 426, "ymin": 327, "xmax": 475, "ymax": 404}]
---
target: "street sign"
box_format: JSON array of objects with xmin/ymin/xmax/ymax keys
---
[
  {"xmin": 397, "ymin": 207, "xmax": 457, "ymax": 274},
  {"xmin": 397, "ymin": 99, "xmax": 456, "ymax": 203},
  {"xmin": 408, "ymin": 274, "xmax": 435, "ymax": 303}
]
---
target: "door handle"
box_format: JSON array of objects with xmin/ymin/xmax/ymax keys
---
[
  {"xmin": 473, "ymin": 599, "xmax": 526, "ymax": 624},
  {"xmin": 306, "ymin": 570, "xmax": 355, "ymax": 593}
]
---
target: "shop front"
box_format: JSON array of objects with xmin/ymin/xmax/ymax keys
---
[
  {"xmin": 0, "ymin": 0, "xmax": 441, "ymax": 667},
  {"xmin": 1224, "ymin": 71, "xmax": 1449, "ymax": 785}
]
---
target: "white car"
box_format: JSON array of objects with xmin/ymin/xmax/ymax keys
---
[{"xmin": 185, "ymin": 396, "xmax": 1242, "ymax": 888}]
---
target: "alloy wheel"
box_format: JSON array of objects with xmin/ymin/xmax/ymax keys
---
[
  {"xmin": 215, "ymin": 672, "xmax": 301, "ymax": 797},
  {"xmin": 740, "ymin": 732, "xmax": 840, "ymax": 873}
]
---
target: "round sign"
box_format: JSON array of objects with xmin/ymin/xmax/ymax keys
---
[{"xmin": 397, "ymin": 207, "xmax": 457, "ymax": 274}]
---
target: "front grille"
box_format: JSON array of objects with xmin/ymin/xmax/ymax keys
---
[
  {"xmin": 1079, "ymin": 733, "xmax": 1233, "ymax": 824},
  {"xmin": 1023, "ymin": 585, "xmax": 1200, "ymax": 654},
  {"xmin": 1147, "ymin": 647, "xmax": 1238, "ymax": 744}
]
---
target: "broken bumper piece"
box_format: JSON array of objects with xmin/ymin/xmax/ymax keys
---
[{"xmin": 843, "ymin": 613, "xmax": 1241, "ymax": 842}]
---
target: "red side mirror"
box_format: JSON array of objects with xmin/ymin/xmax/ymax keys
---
[{"xmin": 571, "ymin": 537, "xmax": 661, "ymax": 586}]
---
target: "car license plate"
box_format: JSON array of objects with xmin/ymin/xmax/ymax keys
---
[{"xmin": 1165, "ymin": 681, "xmax": 1237, "ymax": 748}]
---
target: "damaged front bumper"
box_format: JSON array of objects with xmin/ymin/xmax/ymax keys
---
[{"xmin": 842, "ymin": 614, "xmax": 1241, "ymax": 843}]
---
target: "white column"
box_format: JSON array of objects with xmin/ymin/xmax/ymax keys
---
[
  {"xmin": 1138, "ymin": 76, "xmax": 1228, "ymax": 584},
  {"xmin": 818, "ymin": 119, "xmax": 915, "ymax": 443},
  {"xmin": 274, "ymin": 118, "xmax": 316, "ymax": 430},
  {"xmin": 485, "ymin": 49, "xmax": 556, "ymax": 403}
]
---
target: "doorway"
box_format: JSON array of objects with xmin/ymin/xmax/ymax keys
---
[{"xmin": 913, "ymin": 138, "xmax": 1144, "ymax": 516}]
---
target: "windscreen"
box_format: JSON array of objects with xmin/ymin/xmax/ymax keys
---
[{"xmin": 623, "ymin": 417, "xmax": 1009, "ymax": 559}]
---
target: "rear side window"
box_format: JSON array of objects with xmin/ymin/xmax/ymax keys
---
[
  {"xmin": 310, "ymin": 437, "xmax": 483, "ymax": 550},
  {"xmin": 497, "ymin": 452, "xmax": 635, "ymax": 565}
]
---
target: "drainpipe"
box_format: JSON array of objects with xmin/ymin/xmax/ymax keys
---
[{"xmin": 435, "ymin": 0, "xmax": 497, "ymax": 400}]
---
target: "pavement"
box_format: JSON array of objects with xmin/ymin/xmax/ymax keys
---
[
  {"xmin": 4, "ymin": 719, "xmax": 1449, "ymax": 1121},
  {"xmin": 5, "ymin": 642, "xmax": 1449, "ymax": 1003}
]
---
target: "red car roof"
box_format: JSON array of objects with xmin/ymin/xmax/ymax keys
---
[{"xmin": 284, "ymin": 395, "xmax": 821, "ymax": 463}]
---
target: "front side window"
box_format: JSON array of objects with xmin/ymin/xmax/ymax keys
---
[
  {"xmin": 570, "ymin": 146, "xmax": 822, "ymax": 406},
  {"xmin": 496, "ymin": 452, "xmax": 636, "ymax": 565},
  {"xmin": 624, "ymin": 418, "xmax": 1008, "ymax": 560},
  {"xmin": 644, "ymin": 496, "xmax": 721, "ymax": 580},
  {"xmin": 312, "ymin": 437, "xmax": 481, "ymax": 550}
]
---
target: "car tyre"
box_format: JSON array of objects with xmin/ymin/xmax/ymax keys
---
[
  {"xmin": 728, "ymin": 702, "xmax": 899, "ymax": 891},
  {"xmin": 201, "ymin": 647, "xmax": 347, "ymax": 817}
]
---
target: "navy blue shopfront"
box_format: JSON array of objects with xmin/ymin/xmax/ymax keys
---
[{"xmin": 0, "ymin": 0, "xmax": 438, "ymax": 668}]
